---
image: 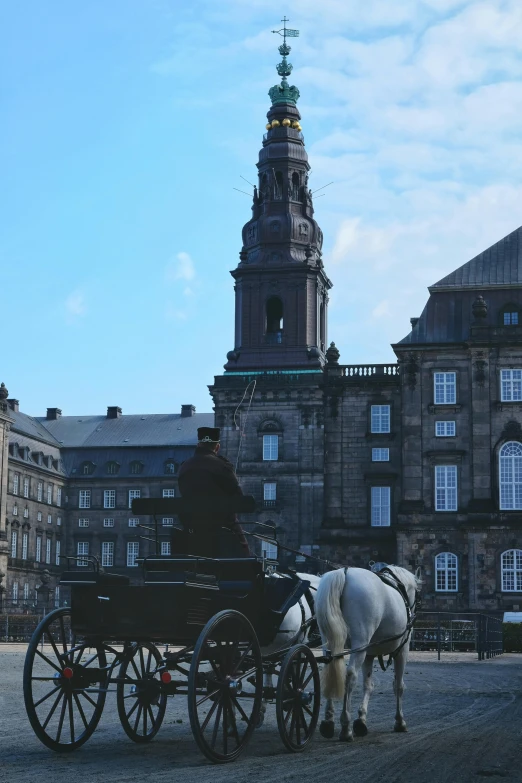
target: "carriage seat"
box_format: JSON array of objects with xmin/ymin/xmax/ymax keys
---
[{"xmin": 59, "ymin": 571, "xmax": 131, "ymax": 586}]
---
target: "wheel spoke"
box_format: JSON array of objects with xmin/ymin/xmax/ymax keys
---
[
  {"xmin": 301, "ymin": 669, "xmax": 314, "ymax": 690},
  {"xmin": 196, "ymin": 686, "xmax": 221, "ymax": 707},
  {"xmin": 79, "ymin": 690, "xmax": 98, "ymax": 709},
  {"xmin": 227, "ymin": 701, "xmax": 240, "ymax": 747},
  {"xmin": 130, "ymin": 655, "xmax": 141, "ymax": 680},
  {"xmin": 303, "ymin": 704, "xmax": 314, "ymax": 718},
  {"xmin": 59, "ymin": 615, "xmax": 68, "ymax": 658},
  {"xmin": 35, "ymin": 648, "xmax": 62, "ymax": 674},
  {"xmin": 146, "ymin": 648, "xmax": 152, "ymax": 674},
  {"xmin": 222, "ymin": 698, "xmax": 228, "ymax": 756},
  {"xmin": 133, "ymin": 704, "xmax": 143, "ymax": 734},
  {"xmin": 231, "ymin": 696, "xmax": 250, "ymax": 724},
  {"xmin": 147, "ymin": 705, "xmax": 156, "ymax": 730},
  {"xmin": 34, "ymin": 686, "xmax": 61, "ymax": 708},
  {"xmin": 126, "ymin": 698, "xmax": 140, "ymax": 721},
  {"xmin": 210, "ymin": 702, "xmax": 223, "ymax": 750},
  {"xmin": 284, "ymin": 704, "xmax": 294, "ymax": 729},
  {"xmin": 55, "ymin": 692, "xmax": 68, "ymax": 742},
  {"xmin": 68, "ymin": 694, "xmax": 75, "ymax": 744},
  {"xmin": 73, "ymin": 692, "xmax": 89, "ymax": 730},
  {"xmin": 42, "ymin": 690, "xmax": 65, "ymax": 729},
  {"xmin": 299, "ymin": 707, "xmax": 310, "ymax": 737},
  {"xmin": 200, "ymin": 697, "xmax": 219, "ymax": 732},
  {"xmin": 45, "ymin": 629, "xmax": 65, "ymax": 665},
  {"xmin": 143, "ymin": 704, "xmax": 148, "ymax": 736},
  {"xmin": 231, "ymin": 641, "xmax": 253, "ymax": 676},
  {"xmin": 139, "ymin": 646, "xmax": 146, "ymax": 677}
]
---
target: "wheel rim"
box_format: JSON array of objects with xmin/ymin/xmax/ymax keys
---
[
  {"xmin": 117, "ymin": 643, "xmax": 167, "ymax": 742},
  {"xmin": 23, "ymin": 608, "xmax": 107, "ymax": 751},
  {"xmin": 188, "ymin": 610, "xmax": 263, "ymax": 763},
  {"xmin": 276, "ymin": 645, "xmax": 320, "ymax": 752}
]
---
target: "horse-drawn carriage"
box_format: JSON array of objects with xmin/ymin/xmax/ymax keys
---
[{"xmin": 23, "ymin": 496, "xmax": 321, "ymax": 763}]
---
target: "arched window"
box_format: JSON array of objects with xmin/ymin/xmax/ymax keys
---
[
  {"xmin": 81, "ymin": 461, "xmax": 95, "ymax": 476},
  {"xmin": 499, "ymin": 441, "xmax": 522, "ymax": 509},
  {"xmin": 266, "ymin": 297, "xmax": 283, "ymax": 344},
  {"xmin": 435, "ymin": 552, "xmax": 458, "ymax": 591},
  {"xmin": 274, "ymin": 171, "xmax": 283, "ymax": 200},
  {"xmin": 106, "ymin": 461, "xmax": 120, "ymax": 475},
  {"xmin": 500, "ymin": 303, "xmax": 520, "ymax": 326},
  {"xmin": 501, "ymin": 549, "xmax": 522, "ymax": 591},
  {"xmin": 130, "ymin": 461, "xmax": 144, "ymax": 475},
  {"xmin": 291, "ymin": 172, "xmax": 300, "ymax": 200}
]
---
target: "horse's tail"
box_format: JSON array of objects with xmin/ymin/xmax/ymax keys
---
[{"xmin": 316, "ymin": 568, "xmax": 347, "ymax": 700}]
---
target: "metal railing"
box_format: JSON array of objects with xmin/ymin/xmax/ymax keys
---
[{"xmin": 410, "ymin": 612, "xmax": 503, "ymax": 660}]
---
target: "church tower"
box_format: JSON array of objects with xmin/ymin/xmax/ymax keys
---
[{"xmin": 224, "ymin": 21, "xmax": 332, "ymax": 372}]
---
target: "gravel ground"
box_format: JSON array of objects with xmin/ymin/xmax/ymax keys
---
[{"xmin": 1, "ymin": 649, "xmax": 521, "ymax": 783}]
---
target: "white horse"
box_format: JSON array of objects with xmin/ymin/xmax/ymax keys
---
[{"xmin": 316, "ymin": 565, "xmax": 421, "ymax": 741}]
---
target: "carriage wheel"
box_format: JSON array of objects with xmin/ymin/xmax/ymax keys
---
[
  {"xmin": 23, "ymin": 607, "xmax": 107, "ymax": 752},
  {"xmin": 276, "ymin": 644, "xmax": 320, "ymax": 752},
  {"xmin": 116, "ymin": 642, "xmax": 167, "ymax": 743},
  {"xmin": 188, "ymin": 610, "xmax": 263, "ymax": 763}
]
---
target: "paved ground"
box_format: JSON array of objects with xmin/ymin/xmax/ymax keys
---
[{"xmin": 1, "ymin": 649, "xmax": 521, "ymax": 783}]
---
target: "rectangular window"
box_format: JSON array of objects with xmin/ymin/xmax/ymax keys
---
[
  {"xmin": 371, "ymin": 405, "xmax": 390, "ymax": 433},
  {"xmin": 128, "ymin": 518, "xmax": 139, "ymax": 527},
  {"xmin": 103, "ymin": 518, "xmax": 114, "ymax": 527},
  {"xmin": 161, "ymin": 541, "xmax": 171, "ymax": 556},
  {"xmin": 77, "ymin": 541, "xmax": 89, "ymax": 567},
  {"xmin": 12, "ymin": 505, "xmax": 18, "ymax": 516},
  {"xmin": 36, "ymin": 536, "xmax": 42, "ymax": 563},
  {"xmin": 47, "ymin": 514, "xmax": 52, "ymax": 524},
  {"xmin": 264, "ymin": 482, "xmax": 277, "ymax": 501},
  {"xmin": 79, "ymin": 490, "xmax": 91, "ymax": 509},
  {"xmin": 47, "ymin": 484, "xmax": 53, "ymax": 504},
  {"xmin": 504, "ymin": 312, "xmax": 519, "ymax": 325},
  {"xmin": 79, "ymin": 518, "xmax": 89, "ymax": 527},
  {"xmin": 263, "ymin": 434, "xmax": 279, "ymax": 461},
  {"xmin": 37, "ymin": 511, "xmax": 42, "ymax": 522},
  {"xmin": 23, "ymin": 507, "xmax": 29, "ymax": 518},
  {"xmin": 102, "ymin": 542, "xmax": 114, "ymax": 568},
  {"xmin": 23, "ymin": 477, "xmax": 29, "ymax": 498},
  {"xmin": 372, "ymin": 448, "xmax": 390, "ymax": 462},
  {"xmin": 55, "ymin": 539, "xmax": 61, "ymax": 566},
  {"xmin": 371, "ymin": 487, "xmax": 391, "ymax": 526},
  {"xmin": 128, "ymin": 489, "xmax": 141, "ymax": 508},
  {"xmin": 104, "ymin": 489, "xmax": 116, "ymax": 509},
  {"xmin": 435, "ymin": 465, "xmax": 457, "ymax": 511},
  {"xmin": 45, "ymin": 538, "xmax": 51, "ymax": 564},
  {"xmin": 434, "ymin": 372, "xmax": 456, "ymax": 404},
  {"xmin": 37, "ymin": 482, "xmax": 43, "ymax": 501},
  {"xmin": 12, "ymin": 582, "xmax": 18, "ymax": 604},
  {"xmin": 57, "ymin": 516, "xmax": 62, "ymax": 526},
  {"xmin": 56, "ymin": 488, "xmax": 62, "ymax": 506},
  {"xmin": 22, "ymin": 533, "xmax": 28, "ymax": 560},
  {"xmin": 127, "ymin": 542, "xmax": 139, "ymax": 567},
  {"xmin": 162, "ymin": 489, "xmax": 175, "ymax": 498},
  {"xmin": 13, "ymin": 473, "xmax": 19, "ymax": 495},
  {"xmin": 261, "ymin": 542, "xmax": 278, "ymax": 560},
  {"xmin": 435, "ymin": 421, "xmax": 456, "ymax": 437},
  {"xmin": 54, "ymin": 585, "xmax": 60, "ymax": 608},
  {"xmin": 500, "ymin": 369, "xmax": 522, "ymax": 402},
  {"xmin": 24, "ymin": 583, "xmax": 29, "ymax": 601},
  {"xmin": 11, "ymin": 530, "xmax": 18, "ymax": 558},
  {"xmin": 162, "ymin": 518, "xmax": 174, "ymax": 527}
]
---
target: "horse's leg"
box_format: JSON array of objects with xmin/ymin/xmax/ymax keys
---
[
  {"xmin": 393, "ymin": 645, "xmax": 408, "ymax": 732},
  {"xmin": 319, "ymin": 697, "xmax": 336, "ymax": 739},
  {"xmin": 353, "ymin": 655, "xmax": 374, "ymax": 737},
  {"xmin": 339, "ymin": 650, "xmax": 365, "ymax": 742}
]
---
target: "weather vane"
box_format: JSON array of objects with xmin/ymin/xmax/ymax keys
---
[
  {"xmin": 269, "ymin": 17, "xmax": 300, "ymax": 106},
  {"xmin": 271, "ymin": 16, "xmax": 299, "ymax": 44}
]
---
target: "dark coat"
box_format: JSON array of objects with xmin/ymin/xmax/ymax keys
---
[{"xmin": 176, "ymin": 446, "xmax": 250, "ymax": 558}]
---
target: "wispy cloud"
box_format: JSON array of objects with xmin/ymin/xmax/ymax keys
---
[
  {"xmin": 165, "ymin": 251, "xmax": 196, "ymax": 283},
  {"xmin": 64, "ymin": 289, "xmax": 86, "ymax": 321}
]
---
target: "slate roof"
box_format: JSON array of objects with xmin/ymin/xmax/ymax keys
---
[
  {"xmin": 60, "ymin": 446, "xmax": 193, "ymax": 479},
  {"xmin": 36, "ymin": 412, "xmax": 214, "ymax": 448},
  {"xmin": 431, "ymin": 226, "xmax": 522, "ymax": 290},
  {"xmin": 10, "ymin": 409, "xmax": 62, "ymax": 446}
]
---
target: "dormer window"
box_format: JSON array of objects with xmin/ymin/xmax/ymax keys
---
[
  {"xmin": 130, "ymin": 460, "xmax": 144, "ymax": 475},
  {"xmin": 106, "ymin": 461, "xmax": 120, "ymax": 475},
  {"xmin": 164, "ymin": 460, "xmax": 177, "ymax": 475},
  {"xmin": 500, "ymin": 304, "xmax": 520, "ymax": 326},
  {"xmin": 80, "ymin": 461, "xmax": 95, "ymax": 476}
]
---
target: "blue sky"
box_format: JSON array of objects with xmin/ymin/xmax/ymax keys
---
[{"xmin": 4, "ymin": 0, "xmax": 522, "ymax": 417}]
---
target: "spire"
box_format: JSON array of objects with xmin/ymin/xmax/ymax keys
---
[{"xmin": 269, "ymin": 17, "xmax": 300, "ymax": 106}]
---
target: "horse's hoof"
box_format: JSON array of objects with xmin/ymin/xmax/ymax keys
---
[
  {"xmin": 353, "ymin": 719, "xmax": 368, "ymax": 737},
  {"xmin": 339, "ymin": 727, "xmax": 354, "ymax": 742},
  {"xmin": 394, "ymin": 722, "xmax": 408, "ymax": 733},
  {"xmin": 319, "ymin": 720, "xmax": 335, "ymax": 739}
]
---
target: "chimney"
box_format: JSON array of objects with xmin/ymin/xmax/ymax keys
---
[
  {"xmin": 46, "ymin": 408, "xmax": 62, "ymax": 420},
  {"xmin": 7, "ymin": 399, "xmax": 19, "ymax": 412},
  {"xmin": 181, "ymin": 404, "xmax": 196, "ymax": 417},
  {"xmin": 107, "ymin": 406, "xmax": 122, "ymax": 419},
  {"xmin": 410, "ymin": 317, "xmax": 419, "ymax": 328}
]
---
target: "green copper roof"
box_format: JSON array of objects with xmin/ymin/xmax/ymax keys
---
[{"xmin": 269, "ymin": 18, "xmax": 300, "ymax": 106}]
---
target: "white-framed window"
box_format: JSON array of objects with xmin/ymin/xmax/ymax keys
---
[
  {"xmin": 54, "ymin": 585, "xmax": 60, "ymax": 607},
  {"xmin": 261, "ymin": 542, "xmax": 278, "ymax": 559},
  {"xmin": 79, "ymin": 489, "xmax": 91, "ymax": 509},
  {"xmin": 37, "ymin": 511, "xmax": 42, "ymax": 522},
  {"xmin": 372, "ymin": 448, "xmax": 389, "ymax": 462},
  {"xmin": 12, "ymin": 504, "xmax": 18, "ymax": 516},
  {"xmin": 371, "ymin": 405, "xmax": 390, "ymax": 433},
  {"xmin": 371, "ymin": 486, "xmax": 391, "ymax": 526},
  {"xmin": 23, "ymin": 507, "xmax": 29, "ymax": 518},
  {"xmin": 128, "ymin": 518, "xmax": 139, "ymax": 527},
  {"xmin": 435, "ymin": 465, "xmax": 457, "ymax": 511},
  {"xmin": 13, "ymin": 473, "xmax": 19, "ymax": 495},
  {"xmin": 127, "ymin": 542, "xmax": 139, "ymax": 567},
  {"xmin": 500, "ymin": 369, "xmax": 522, "ymax": 402},
  {"xmin": 23, "ymin": 477, "xmax": 29, "ymax": 498},
  {"xmin": 37, "ymin": 482, "xmax": 43, "ymax": 501},
  {"xmin": 264, "ymin": 482, "xmax": 277, "ymax": 501},
  {"xmin": 55, "ymin": 539, "xmax": 61, "ymax": 566},
  {"xmin": 435, "ymin": 552, "xmax": 452, "ymax": 593},
  {"xmin": 103, "ymin": 518, "xmax": 114, "ymax": 527},
  {"xmin": 102, "ymin": 542, "xmax": 114, "ymax": 568},
  {"xmin": 104, "ymin": 489, "xmax": 116, "ymax": 509},
  {"xmin": 434, "ymin": 372, "xmax": 456, "ymax": 404},
  {"xmin": 57, "ymin": 516, "xmax": 62, "ymax": 526},
  {"xmin": 161, "ymin": 541, "xmax": 171, "ymax": 556},
  {"xmin": 163, "ymin": 489, "xmax": 175, "ymax": 498},
  {"xmin": 79, "ymin": 518, "xmax": 89, "ymax": 528},
  {"xmin": 436, "ymin": 421, "xmax": 456, "ymax": 437},
  {"xmin": 24, "ymin": 583, "xmax": 29, "ymax": 601},
  {"xmin": 162, "ymin": 518, "xmax": 174, "ymax": 527},
  {"xmin": 12, "ymin": 582, "xmax": 18, "ymax": 605},
  {"xmin": 77, "ymin": 541, "xmax": 89, "ymax": 567},
  {"xmin": 164, "ymin": 460, "xmax": 176, "ymax": 475},
  {"xmin": 11, "ymin": 530, "xmax": 18, "ymax": 558},
  {"xmin": 56, "ymin": 488, "xmax": 62, "ymax": 506},
  {"xmin": 22, "ymin": 533, "xmax": 28, "ymax": 560},
  {"xmin": 47, "ymin": 484, "xmax": 53, "ymax": 504},
  {"xmin": 47, "ymin": 514, "xmax": 52, "ymax": 525},
  {"xmin": 263, "ymin": 434, "xmax": 279, "ymax": 461},
  {"xmin": 36, "ymin": 536, "xmax": 42, "ymax": 563},
  {"xmin": 128, "ymin": 489, "xmax": 141, "ymax": 508},
  {"xmin": 501, "ymin": 549, "xmax": 522, "ymax": 592},
  {"xmin": 45, "ymin": 538, "xmax": 51, "ymax": 564},
  {"xmin": 499, "ymin": 441, "xmax": 522, "ymax": 510},
  {"xmin": 504, "ymin": 311, "xmax": 519, "ymax": 325}
]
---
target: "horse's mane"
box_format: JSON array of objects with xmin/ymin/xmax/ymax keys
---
[{"xmin": 385, "ymin": 564, "xmax": 422, "ymax": 588}]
